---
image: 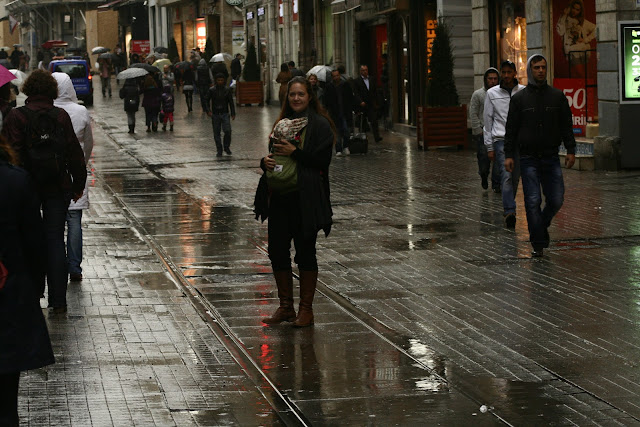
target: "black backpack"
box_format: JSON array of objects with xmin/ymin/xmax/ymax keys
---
[{"xmin": 19, "ymin": 106, "xmax": 67, "ymax": 185}]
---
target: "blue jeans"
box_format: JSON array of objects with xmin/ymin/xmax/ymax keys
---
[
  {"xmin": 493, "ymin": 140, "xmax": 520, "ymax": 215},
  {"xmin": 212, "ymin": 113, "xmax": 232, "ymax": 152},
  {"xmin": 474, "ymin": 135, "xmax": 500, "ymax": 189},
  {"xmin": 66, "ymin": 210, "xmax": 83, "ymax": 275},
  {"xmin": 333, "ymin": 115, "xmax": 349, "ymax": 152},
  {"xmin": 520, "ymin": 155, "xmax": 565, "ymax": 250},
  {"xmin": 42, "ymin": 195, "xmax": 70, "ymax": 307}
]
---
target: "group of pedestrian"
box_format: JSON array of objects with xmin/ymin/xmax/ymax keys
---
[
  {"xmin": 470, "ymin": 55, "xmax": 576, "ymax": 257},
  {"xmin": 1, "ymin": 68, "xmax": 92, "ymax": 423}
]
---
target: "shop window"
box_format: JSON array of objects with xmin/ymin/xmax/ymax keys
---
[{"xmin": 495, "ymin": 0, "xmax": 527, "ymax": 83}]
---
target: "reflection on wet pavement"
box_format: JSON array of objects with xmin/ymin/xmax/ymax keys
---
[{"xmin": 88, "ymin": 89, "xmax": 640, "ymax": 424}]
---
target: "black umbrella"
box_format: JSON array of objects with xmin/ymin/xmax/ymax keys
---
[
  {"xmin": 153, "ymin": 46, "xmax": 168, "ymax": 54},
  {"xmin": 173, "ymin": 61, "xmax": 193, "ymax": 71},
  {"xmin": 98, "ymin": 52, "xmax": 115, "ymax": 60},
  {"xmin": 130, "ymin": 63, "xmax": 158, "ymax": 73}
]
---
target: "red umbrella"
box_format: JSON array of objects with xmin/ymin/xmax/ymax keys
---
[{"xmin": 0, "ymin": 64, "xmax": 16, "ymax": 87}]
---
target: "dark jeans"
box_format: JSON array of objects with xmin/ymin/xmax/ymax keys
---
[
  {"xmin": 332, "ymin": 114, "xmax": 349, "ymax": 152},
  {"xmin": 126, "ymin": 111, "xmax": 136, "ymax": 126},
  {"xmin": 212, "ymin": 113, "xmax": 231, "ymax": 152},
  {"xmin": 198, "ymin": 86, "xmax": 209, "ymax": 111},
  {"xmin": 520, "ymin": 155, "xmax": 565, "ymax": 250},
  {"xmin": 42, "ymin": 195, "xmax": 70, "ymax": 307},
  {"xmin": 474, "ymin": 134, "xmax": 500, "ymax": 189},
  {"xmin": 0, "ymin": 372, "xmax": 20, "ymax": 426},
  {"xmin": 268, "ymin": 192, "xmax": 318, "ymax": 272},
  {"xmin": 361, "ymin": 107, "xmax": 380, "ymax": 140},
  {"xmin": 101, "ymin": 77, "xmax": 111, "ymax": 96},
  {"xmin": 144, "ymin": 107, "xmax": 159, "ymax": 126},
  {"xmin": 184, "ymin": 90, "xmax": 193, "ymax": 111}
]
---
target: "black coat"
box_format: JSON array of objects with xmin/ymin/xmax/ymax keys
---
[
  {"xmin": 352, "ymin": 75, "xmax": 378, "ymax": 112},
  {"xmin": 505, "ymin": 83, "xmax": 576, "ymax": 158},
  {"xmin": 119, "ymin": 79, "xmax": 140, "ymax": 112},
  {"xmin": 255, "ymin": 111, "xmax": 334, "ymax": 237},
  {"xmin": 0, "ymin": 158, "xmax": 54, "ymax": 374},
  {"xmin": 230, "ymin": 58, "xmax": 241, "ymax": 78},
  {"xmin": 324, "ymin": 80, "xmax": 353, "ymax": 120}
]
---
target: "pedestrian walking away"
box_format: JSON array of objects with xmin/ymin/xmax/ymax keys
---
[
  {"xmin": 483, "ymin": 60, "xmax": 525, "ymax": 228},
  {"xmin": 99, "ymin": 57, "xmax": 112, "ymax": 98},
  {"xmin": 469, "ymin": 67, "xmax": 500, "ymax": 191},
  {"xmin": 182, "ymin": 65, "xmax": 195, "ymax": 112},
  {"xmin": 142, "ymin": 73, "xmax": 162, "ymax": 132},
  {"xmin": 504, "ymin": 54, "xmax": 576, "ymax": 258},
  {"xmin": 324, "ymin": 69, "xmax": 352, "ymax": 156},
  {"xmin": 195, "ymin": 58, "xmax": 212, "ymax": 112},
  {"xmin": 288, "ymin": 61, "xmax": 305, "ymax": 78},
  {"xmin": 1, "ymin": 69, "xmax": 87, "ymax": 312},
  {"xmin": 161, "ymin": 64, "xmax": 175, "ymax": 92},
  {"xmin": 231, "ymin": 53, "xmax": 242, "ymax": 82},
  {"xmin": 53, "ymin": 72, "xmax": 94, "ymax": 282},
  {"xmin": 308, "ymin": 73, "xmax": 323, "ymax": 105},
  {"xmin": 254, "ymin": 76, "xmax": 335, "ymax": 328},
  {"xmin": 0, "ymin": 137, "xmax": 55, "ymax": 426},
  {"xmin": 120, "ymin": 77, "xmax": 141, "ymax": 133},
  {"xmin": 353, "ymin": 64, "xmax": 382, "ymax": 142},
  {"xmin": 161, "ymin": 85, "xmax": 175, "ymax": 132},
  {"xmin": 207, "ymin": 73, "xmax": 235, "ymax": 156}
]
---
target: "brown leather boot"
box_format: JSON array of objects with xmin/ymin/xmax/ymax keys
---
[
  {"xmin": 292, "ymin": 270, "xmax": 318, "ymax": 327},
  {"xmin": 263, "ymin": 270, "xmax": 296, "ymax": 324}
]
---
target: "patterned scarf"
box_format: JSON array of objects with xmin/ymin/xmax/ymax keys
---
[{"xmin": 270, "ymin": 117, "xmax": 308, "ymax": 143}]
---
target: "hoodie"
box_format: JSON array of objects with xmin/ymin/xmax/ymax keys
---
[
  {"xmin": 469, "ymin": 67, "xmax": 498, "ymax": 136},
  {"xmin": 483, "ymin": 71, "xmax": 525, "ymax": 151},
  {"xmin": 196, "ymin": 58, "xmax": 212, "ymax": 87},
  {"xmin": 504, "ymin": 54, "xmax": 576, "ymax": 158},
  {"xmin": 53, "ymin": 72, "xmax": 93, "ymax": 210}
]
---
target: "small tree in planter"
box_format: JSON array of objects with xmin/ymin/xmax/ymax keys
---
[
  {"xmin": 238, "ymin": 42, "xmax": 263, "ymax": 105},
  {"xmin": 203, "ymin": 38, "xmax": 214, "ymax": 63},
  {"xmin": 418, "ymin": 19, "xmax": 468, "ymax": 149},
  {"xmin": 168, "ymin": 38, "xmax": 179, "ymax": 63}
]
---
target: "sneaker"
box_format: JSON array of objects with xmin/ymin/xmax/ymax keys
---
[
  {"xmin": 336, "ymin": 151, "xmax": 342, "ymax": 157},
  {"xmin": 504, "ymin": 213, "xmax": 516, "ymax": 228},
  {"xmin": 69, "ymin": 273, "xmax": 83, "ymax": 282},
  {"xmin": 532, "ymin": 248, "xmax": 544, "ymax": 258},
  {"xmin": 481, "ymin": 176, "xmax": 488, "ymax": 190},
  {"xmin": 492, "ymin": 187, "xmax": 501, "ymax": 194},
  {"xmin": 343, "ymin": 147, "xmax": 350, "ymax": 155}
]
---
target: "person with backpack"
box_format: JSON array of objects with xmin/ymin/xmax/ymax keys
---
[
  {"xmin": 0, "ymin": 137, "xmax": 54, "ymax": 425},
  {"xmin": 120, "ymin": 78, "xmax": 141, "ymax": 133},
  {"xmin": 182, "ymin": 64, "xmax": 195, "ymax": 113},
  {"xmin": 1, "ymin": 69, "xmax": 87, "ymax": 313},
  {"xmin": 53, "ymin": 72, "xmax": 94, "ymax": 282},
  {"xmin": 142, "ymin": 73, "xmax": 162, "ymax": 132},
  {"xmin": 161, "ymin": 85, "xmax": 175, "ymax": 132}
]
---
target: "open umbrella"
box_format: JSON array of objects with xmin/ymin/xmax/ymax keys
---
[
  {"xmin": 210, "ymin": 53, "xmax": 233, "ymax": 63},
  {"xmin": 0, "ymin": 64, "xmax": 17, "ymax": 87},
  {"xmin": 98, "ymin": 52, "xmax": 115, "ymax": 60},
  {"xmin": 92, "ymin": 46, "xmax": 109, "ymax": 55},
  {"xmin": 153, "ymin": 46, "xmax": 168, "ymax": 54},
  {"xmin": 152, "ymin": 58, "xmax": 171, "ymax": 70},
  {"xmin": 173, "ymin": 61, "xmax": 193, "ymax": 71},
  {"xmin": 0, "ymin": 47, "xmax": 9, "ymax": 51},
  {"xmin": 307, "ymin": 65, "xmax": 333, "ymax": 82},
  {"xmin": 130, "ymin": 62, "xmax": 158, "ymax": 73},
  {"xmin": 0, "ymin": 59, "xmax": 10, "ymax": 69},
  {"xmin": 41, "ymin": 40, "xmax": 66, "ymax": 50},
  {"xmin": 8, "ymin": 69, "xmax": 26, "ymax": 87},
  {"xmin": 12, "ymin": 44, "xmax": 22, "ymax": 48},
  {"xmin": 117, "ymin": 67, "xmax": 149, "ymax": 80}
]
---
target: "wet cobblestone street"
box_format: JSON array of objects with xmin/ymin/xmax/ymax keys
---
[{"xmin": 19, "ymin": 84, "xmax": 640, "ymax": 425}]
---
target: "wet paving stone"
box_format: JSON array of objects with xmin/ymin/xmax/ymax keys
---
[{"xmin": 33, "ymin": 86, "xmax": 640, "ymax": 424}]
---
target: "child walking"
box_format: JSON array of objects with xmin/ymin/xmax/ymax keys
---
[{"xmin": 161, "ymin": 85, "xmax": 175, "ymax": 131}]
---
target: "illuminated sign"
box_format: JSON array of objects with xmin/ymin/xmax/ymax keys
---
[
  {"xmin": 257, "ymin": 7, "xmax": 265, "ymax": 16},
  {"xmin": 246, "ymin": 11, "xmax": 254, "ymax": 20},
  {"xmin": 619, "ymin": 21, "xmax": 640, "ymax": 104},
  {"xmin": 196, "ymin": 19, "xmax": 206, "ymax": 51},
  {"xmin": 425, "ymin": 19, "xmax": 437, "ymax": 77}
]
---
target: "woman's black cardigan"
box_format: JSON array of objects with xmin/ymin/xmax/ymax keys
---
[{"xmin": 254, "ymin": 110, "xmax": 334, "ymax": 237}]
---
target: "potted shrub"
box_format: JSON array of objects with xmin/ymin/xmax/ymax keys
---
[
  {"xmin": 417, "ymin": 19, "xmax": 468, "ymax": 149},
  {"xmin": 236, "ymin": 42, "xmax": 264, "ymax": 105}
]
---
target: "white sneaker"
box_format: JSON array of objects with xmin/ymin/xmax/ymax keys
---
[
  {"xmin": 343, "ymin": 147, "xmax": 350, "ymax": 155},
  {"xmin": 336, "ymin": 151, "xmax": 342, "ymax": 157}
]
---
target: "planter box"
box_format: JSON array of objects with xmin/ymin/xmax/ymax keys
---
[
  {"xmin": 236, "ymin": 81, "xmax": 264, "ymax": 105},
  {"xmin": 417, "ymin": 105, "xmax": 468, "ymax": 149}
]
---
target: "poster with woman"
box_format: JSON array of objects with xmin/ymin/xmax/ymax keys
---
[{"xmin": 553, "ymin": 0, "xmax": 597, "ymax": 78}]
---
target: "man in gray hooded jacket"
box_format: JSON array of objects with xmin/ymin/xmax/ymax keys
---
[
  {"xmin": 469, "ymin": 67, "xmax": 499, "ymax": 191},
  {"xmin": 504, "ymin": 54, "xmax": 576, "ymax": 257}
]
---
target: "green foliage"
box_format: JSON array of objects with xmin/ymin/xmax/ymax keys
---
[
  {"xmin": 426, "ymin": 20, "xmax": 459, "ymax": 107},
  {"xmin": 242, "ymin": 42, "xmax": 260, "ymax": 82},
  {"xmin": 203, "ymin": 38, "xmax": 214, "ymax": 63},
  {"xmin": 168, "ymin": 38, "xmax": 179, "ymax": 63}
]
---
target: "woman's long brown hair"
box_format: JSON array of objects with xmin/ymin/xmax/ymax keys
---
[
  {"xmin": 273, "ymin": 76, "xmax": 336, "ymax": 145},
  {"xmin": 0, "ymin": 135, "xmax": 17, "ymax": 165}
]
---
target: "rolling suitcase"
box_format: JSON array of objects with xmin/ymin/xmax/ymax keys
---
[{"xmin": 349, "ymin": 113, "xmax": 368, "ymax": 154}]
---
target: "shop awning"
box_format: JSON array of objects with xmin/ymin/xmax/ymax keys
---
[{"xmin": 331, "ymin": 0, "xmax": 361, "ymax": 15}]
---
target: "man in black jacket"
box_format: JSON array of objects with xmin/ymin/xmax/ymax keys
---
[
  {"xmin": 352, "ymin": 64, "xmax": 382, "ymax": 142},
  {"xmin": 504, "ymin": 54, "xmax": 576, "ymax": 257},
  {"xmin": 207, "ymin": 73, "xmax": 236, "ymax": 156},
  {"xmin": 231, "ymin": 54, "xmax": 242, "ymax": 81},
  {"xmin": 324, "ymin": 69, "xmax": 353, "ymax": 155}
]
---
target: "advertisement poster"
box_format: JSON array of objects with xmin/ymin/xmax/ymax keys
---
[
  {"xmin": 196, "ymin": 20, "xmax": 207, "ymax": 51},
  {"xmin": 131, "ymin": 40, "xmax": 150, "ymax": 54},
  {"xmin": 554, "ymin": 78, "xmax": 596, "ymax": 136},
  {"xmin": 619, "ymin": 23, "xmax": 640, "ymax": 103},
  {"xmin": 552, "ymin": 0, "xmax": 597, "ymax": 79}
]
